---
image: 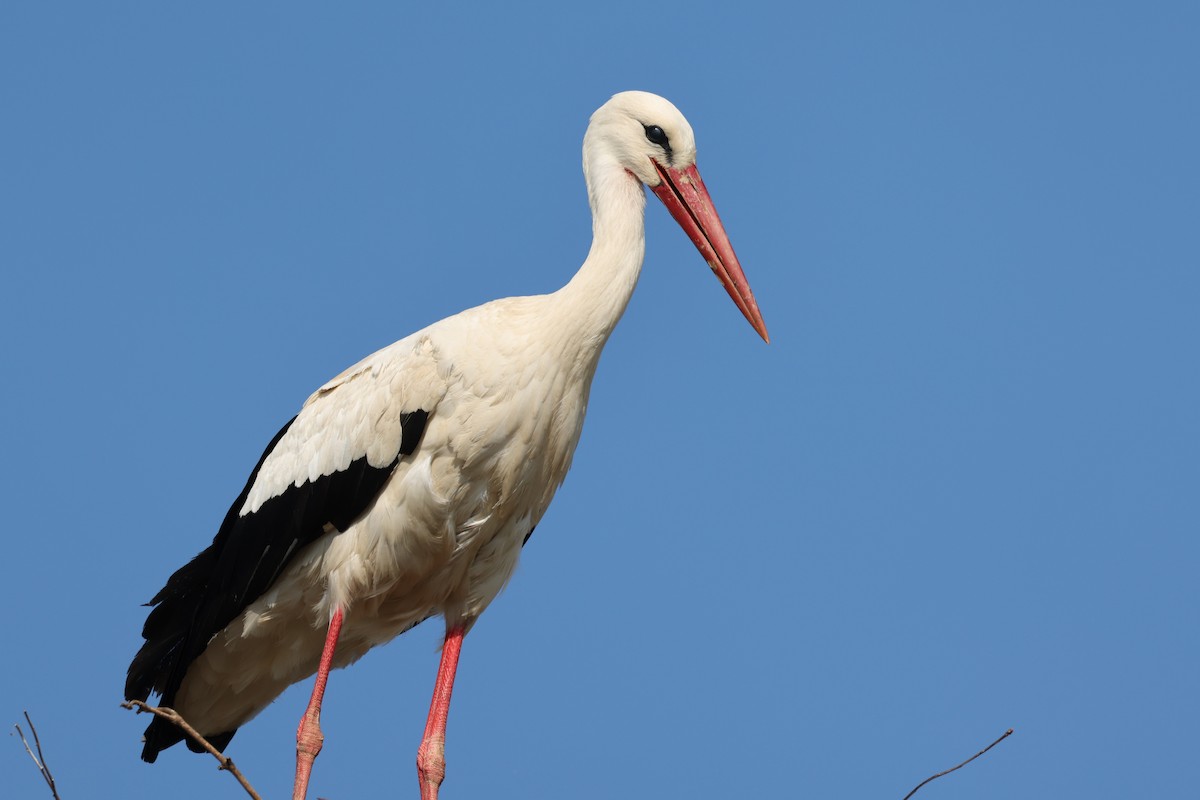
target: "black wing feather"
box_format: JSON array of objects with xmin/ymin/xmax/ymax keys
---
[{"xmin": 126, "ymin": 409, "xmax": 429, "ymax": 762}]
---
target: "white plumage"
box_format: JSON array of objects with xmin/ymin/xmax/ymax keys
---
[{"xmin": 127, "ymin": 91, "xmax": 767, "ymax": 800}]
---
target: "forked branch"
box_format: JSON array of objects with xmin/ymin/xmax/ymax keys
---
[{"xmin": 14, "ymin": 711, "xmax": 62, "ymax": 800}]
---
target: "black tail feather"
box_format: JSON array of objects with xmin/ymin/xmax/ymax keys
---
[{"xmin": 140, "ymin": 715, "xmax": 237, "ymax": 763}]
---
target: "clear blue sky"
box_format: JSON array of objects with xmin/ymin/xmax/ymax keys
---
[{"xmin": 2, "ymin": 3, "xmax": 1196, "ymax": 799}]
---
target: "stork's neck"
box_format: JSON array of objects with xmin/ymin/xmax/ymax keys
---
[{"xmin": 550, "ymin": 151, "xmax": 647, "ymax": 362}]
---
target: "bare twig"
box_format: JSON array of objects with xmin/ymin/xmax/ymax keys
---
[
  {"xmin": 13, "ymin": 711, "xmax": 62, "ymax": 800},
  {"xmin": 121, "ymin": 700, "xmax": 263, "ymax": 800},
  {"xmin": 902, "ymin": 728, "xmax": 1014, "ymax": 800}
]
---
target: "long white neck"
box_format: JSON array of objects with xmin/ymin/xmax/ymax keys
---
[{"xmin": 548, "ymin": 147, "xmax": 647, "ymax": 364}]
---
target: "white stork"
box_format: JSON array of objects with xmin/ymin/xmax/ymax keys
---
[{"xmin": 126, "ymin": 90, "xmax": 769, "ymax": 800}]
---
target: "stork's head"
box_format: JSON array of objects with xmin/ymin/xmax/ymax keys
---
[
  {"xmin": 586, "ymin": 91, "xmax": 769, "ymax": 343},
  {"xmin": 586, "ymin": 91, "xmax": 698, "ymax": 183}
]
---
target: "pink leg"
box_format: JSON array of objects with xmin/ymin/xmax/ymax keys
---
[
  {"xmin": 416, "ymin": 626, "xmax": 466, "ymax": 800},
  {"xmin": 292, "ymin": 608, "xmax": 345, "ymax": 800}
]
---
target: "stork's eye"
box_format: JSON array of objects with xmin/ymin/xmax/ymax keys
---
[{"xmin": 644, "ymin": 125, "xmax": 669, "ymax": 147}]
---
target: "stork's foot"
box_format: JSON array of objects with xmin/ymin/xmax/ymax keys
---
[{"xmin": 416, "ymin": 735, "xmax": 446, "ymax": 800}]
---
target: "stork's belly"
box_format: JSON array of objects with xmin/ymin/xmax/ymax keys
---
[
  {"xmin": 172, "ymin": 578, "xmax": 437, "ymax": 736},
  {"xmin": 173, "ymin": 456, "xmax": 536, "ymax": 736}
]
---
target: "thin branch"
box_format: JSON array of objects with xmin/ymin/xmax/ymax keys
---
[
  {"xmin": 13, "ymin": 711, "xmax": 62, "ymax": 800},
  {"xmin": 902, "ymin": 728, "xmax": 1014, "ymax": 800},
  {"xmin": 121, "ymin": 700, "xmax": 263, "ymax": 800}
]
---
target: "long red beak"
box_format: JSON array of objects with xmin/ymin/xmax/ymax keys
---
[{"xmin": 650, "ymin": 161, "xmax": 769, "ymax": 343}]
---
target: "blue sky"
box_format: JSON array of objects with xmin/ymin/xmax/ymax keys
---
[{"xmin": 2, "ymin": 3, "xmax": 1197, "ymax": 798}]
